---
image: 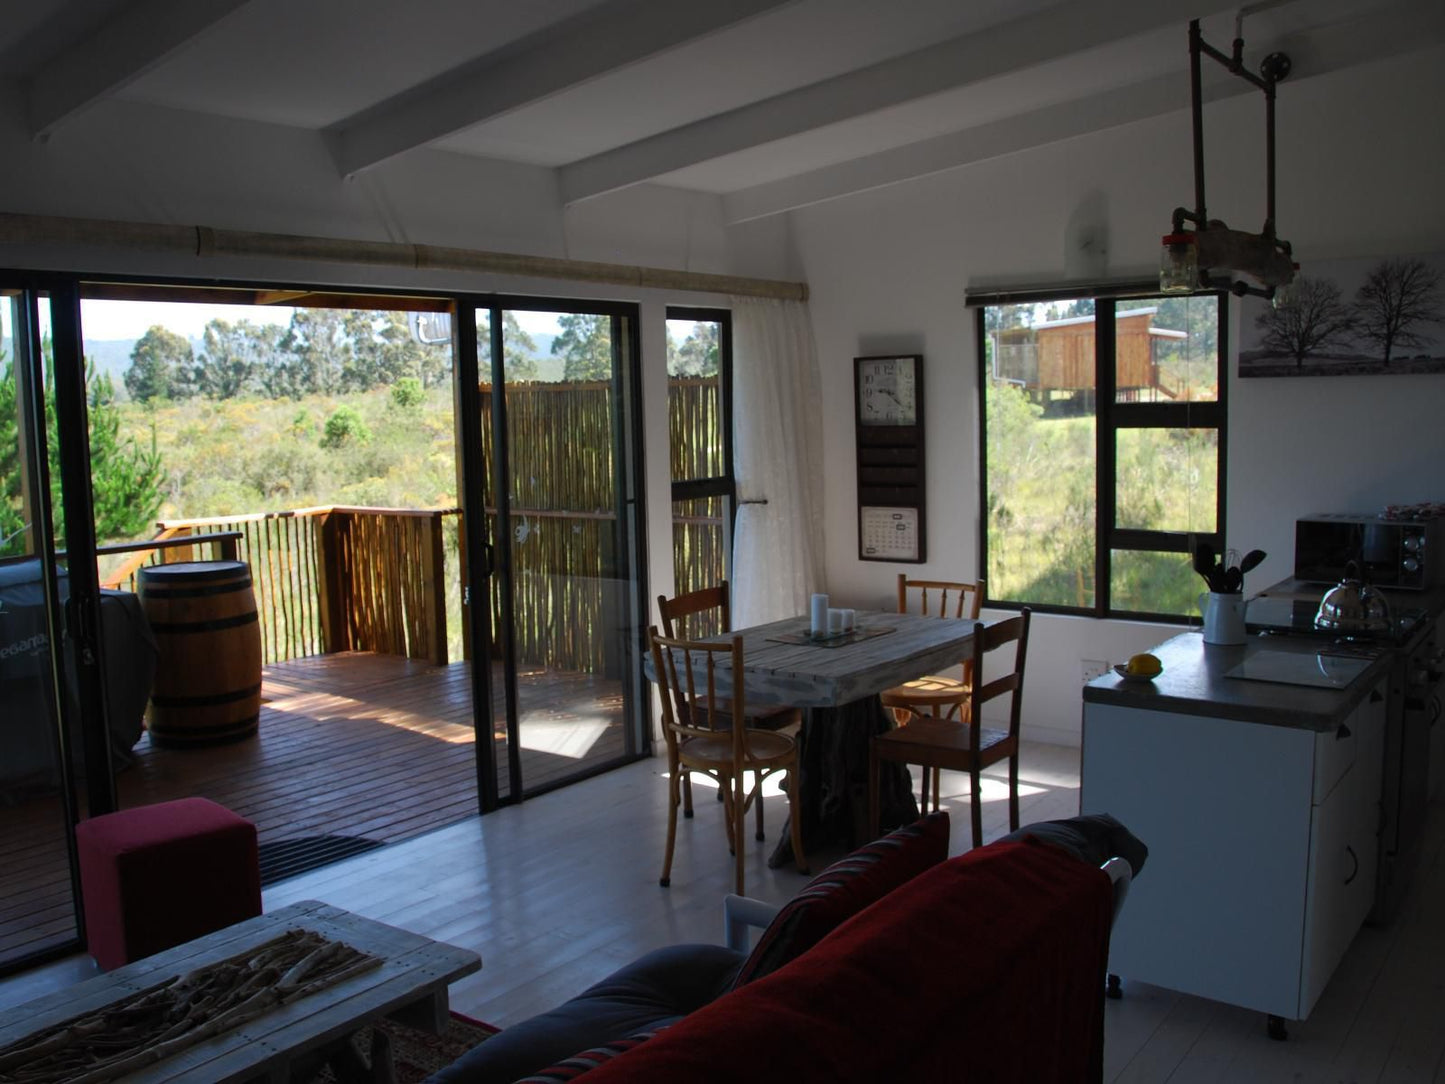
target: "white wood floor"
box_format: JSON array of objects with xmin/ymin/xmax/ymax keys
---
[{"xmin": 5, "ymin": 742, "xmax": 1444, "ymax": 1082}]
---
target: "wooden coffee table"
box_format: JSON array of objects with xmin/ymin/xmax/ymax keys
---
[{"xmin": 0, "ymin": 900, "xmax": 482, "ymax": 1083}]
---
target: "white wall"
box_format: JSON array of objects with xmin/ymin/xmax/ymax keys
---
[
  {"xmin": 2, "ymin": 48, "xmax": 1441, "ymax": 748},
  {"xmin": 791, "ymin": 45, "xmax": 1445, "ymax": 745}
]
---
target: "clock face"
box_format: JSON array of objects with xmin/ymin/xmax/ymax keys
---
[{"xmin": 857, "ymin": 356, "xmax": 917, "ymax": 426}]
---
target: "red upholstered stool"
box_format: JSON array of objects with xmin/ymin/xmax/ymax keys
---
[{"xmin": 76, "ymin": 797, "xmax": 261, "ymax": 970}]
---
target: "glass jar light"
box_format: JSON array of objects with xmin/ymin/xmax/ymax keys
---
[{"xmin": 1159, "ymin": 233, "xmax": 1198, "ymax": 293}]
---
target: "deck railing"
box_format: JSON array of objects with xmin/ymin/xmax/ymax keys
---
[{"xmin": 102, "ymin": 506, "xmax": 455, "ymax": 666}]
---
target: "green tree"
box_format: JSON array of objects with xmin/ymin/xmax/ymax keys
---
[
  {"xmin": 343, "ymin": 311, "xmax": 451, "ymax": 390},
  {"xmin": 479, "ymin": 311, "xmax": 540, "ymax": 380},
  {"xmin": 124, "ymin": 325, "xmax": 194, "ymax": 402},
  {"xmin": 667, "ymin": 322, "xmax": 719, "ymax": 376},
  {"xmin": 2, "ymin": 349, "xmax": 165, "ymax": 557},
  {"xmin": 192, "ymin": 319, "xmax": 281, "ymax": 398},
  {"xmin": 551, "ymin": 313, "xmax": 613, "ymax": 381},
  {"xmin": 279, "ymin": 308, "xmax": 351, "ymax": 397}
]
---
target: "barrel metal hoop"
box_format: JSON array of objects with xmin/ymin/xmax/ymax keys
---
[
  {"xmin": 140, "ymin": 578, "xmax": 254, "ymax": 599},
  {"xmin": 148, "ymin": 611, "xmax": 259, "ymax": 634},
  {"xmin": 150, "ymin": 683, "xmax": 262, "ymax": 709}
]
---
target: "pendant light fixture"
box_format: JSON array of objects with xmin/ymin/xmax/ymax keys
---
[{"xmin": 1160, "ymin": 16, "xmax": 1296, "ymax": 300}]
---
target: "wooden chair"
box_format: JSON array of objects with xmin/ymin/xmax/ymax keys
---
[
  {"xmin": 869, "ymin": 609, "xmax": 1030, "ymax": 849},
  {"xmin": 879, "ymin": 575, "xmax": 985, "ymax": 809},
  {"xmin": 657, "ymin": 582, "xmax": 802, "ymax": 824},
  {"xmin": 649, "ymin": 626, "xmax": 807, "ymax": 895}
]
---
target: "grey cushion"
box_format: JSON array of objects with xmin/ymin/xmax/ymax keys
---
[
  {"xmin": 998, "ymin": 813, "xmax": 1148, "ymax": 877},
  {"xmin": 427, "ymin": 942, "xmax": 744, "ymax": 1084}
]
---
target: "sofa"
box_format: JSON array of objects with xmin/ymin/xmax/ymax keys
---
[{"xmin": 430, "ymin": 812, "xmax": 1147, "ymax": 1083}]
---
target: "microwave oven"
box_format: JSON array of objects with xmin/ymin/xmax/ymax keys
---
[{"xmin": 1294, "ymin": 513, "xmax": 1443, "ymax": 590}]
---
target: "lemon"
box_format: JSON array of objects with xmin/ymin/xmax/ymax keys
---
[{"xmin": 1126, "ymin": 652, "xmax": 1162, "ymax": 677}]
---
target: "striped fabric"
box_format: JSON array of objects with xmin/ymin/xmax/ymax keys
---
[
  {"xmin": 512, "ymin": 1027, "xmax": 669, "ymax": 1082},
  {"xmin": 732, "ymin": 811, "xmax": 950, "ymax": 986}
]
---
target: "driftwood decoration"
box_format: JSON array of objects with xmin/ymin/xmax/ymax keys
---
[{"xmin": 0, "ymin": 929, "xmax": 380, "ymax": 1084}]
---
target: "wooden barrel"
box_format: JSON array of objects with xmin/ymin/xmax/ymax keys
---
[{"xmin": 139, "ymin": 560, "xmax": 262, "ymax": 747}]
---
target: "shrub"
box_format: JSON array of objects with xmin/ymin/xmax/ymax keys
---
[
  {"xmin": 320, "ymin": 405, "xmax": 370, "ymax": 449},
  {"xmin": 390, "ymin": 377, "xmax": 425, "ymax": 410}
]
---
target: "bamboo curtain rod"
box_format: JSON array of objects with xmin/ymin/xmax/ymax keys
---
[{"xmin": 0, "ymin": 211, "xmax": 809, "ymax": 302}]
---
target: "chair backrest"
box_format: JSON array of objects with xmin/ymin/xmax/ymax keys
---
[
  {"xmin": 648, "ymin": 626, "xmax": 746, "ymax": 758},
  {"xmin": 896, "ymin": 575, "xmax": 984, "ymax": 621},
  {"xmin": 966, "ymin": 608, "xmax": 1030, "ymax": 745},
  {"xmin": 658, "ymin": 582, "xmax": 731, "ymax": 642}
]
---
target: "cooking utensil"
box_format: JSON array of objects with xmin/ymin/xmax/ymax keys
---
[
  {"xmin": 1240, "ymin": 549, "xmax": 1266, "ymax": 575},
  {"xmin": 1314, "ymin": 562, "xmax": 1393, "ymax": 637}
]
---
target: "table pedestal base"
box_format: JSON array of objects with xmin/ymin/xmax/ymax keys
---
[{"xmin": 768, "ymin": 696, "xmax": 919, "ymax": 869}]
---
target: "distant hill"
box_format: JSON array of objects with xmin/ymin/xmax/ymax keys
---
[{"xmin": 85, "ymin": 340, "xmax": 139, "ymax": 396}]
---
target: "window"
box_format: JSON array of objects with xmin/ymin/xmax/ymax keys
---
[
  {"xmin": 666, "ymin": 307, "xmax": 733, "ymax": 627},
  {"xmin": 977, "ymin": 290, "xmax": 1226, "ymax": 619}
]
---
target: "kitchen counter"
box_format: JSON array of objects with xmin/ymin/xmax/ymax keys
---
[{"xmin": 1082, "ymin": 630, "xmax": 1392, "ymax": 731}]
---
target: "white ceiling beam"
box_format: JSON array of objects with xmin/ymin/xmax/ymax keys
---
[
  {"xmin": 557, "ymin": 0, "xmax": 1238, "ymax": 205},
  {"xmin": 327, "ymin": 0, "xmax": 801, "ymax": 179},
  {"xmin": 720, "ymin": 0, "xmax": 1445, "ymax": 224},
  {"xmin": 24, "ymin": 0, "xmax": 252, "ymax": 139}
]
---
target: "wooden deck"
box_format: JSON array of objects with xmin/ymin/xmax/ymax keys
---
[{"xmin": 0, "ymin": 652, "xmax": 627, "ymax": 967}]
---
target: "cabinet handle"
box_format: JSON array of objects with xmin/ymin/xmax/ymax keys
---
[
  {"xmin": 1336, "ymin": 723, "xmax": 1352, "ymax": 741},
  {"xmin": 1344, "ymin": 845, "xmax": 1358, "ymax": 886}
]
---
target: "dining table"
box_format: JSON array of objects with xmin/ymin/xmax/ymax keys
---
[{"xmin": 646, "ymin": 608, "xmax": 982, "ymax": 867}]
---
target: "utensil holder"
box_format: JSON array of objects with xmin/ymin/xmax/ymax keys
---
[{"xmin": 1199, "ymin": 591, "xmax": 1247, "ymax": 645}]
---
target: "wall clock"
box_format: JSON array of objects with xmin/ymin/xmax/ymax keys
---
[{"xmin": 854, "ymin": 355, "xmax": 925, "ymax": 563}]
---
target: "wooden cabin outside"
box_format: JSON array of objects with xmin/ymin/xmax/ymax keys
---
[{"xmin": 993, "ymin": 308, "xmax": 1188, "ymax": 403}]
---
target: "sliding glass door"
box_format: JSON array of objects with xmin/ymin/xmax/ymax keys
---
[
  {"xmin": 0, "ymin": 285, "xmax": 112, "ymax": 971},
  {"xmin": 476, "ymin": 302, "xmax": 647, "ymax": 799}
]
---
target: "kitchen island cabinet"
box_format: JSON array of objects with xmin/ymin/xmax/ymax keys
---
[{"xmin": 1082, "ymin": 632, "xmax": 1388, "ymax": 1029}]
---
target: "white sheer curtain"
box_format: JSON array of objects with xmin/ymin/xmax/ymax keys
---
[{"xmin": 729, "ymin": 296, "xmax": 826, "ymax": 628}]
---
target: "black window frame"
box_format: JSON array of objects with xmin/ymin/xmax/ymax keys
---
[{"xmin": 973, "ymin": 283, "xmax": 1228, "ymax": 622}]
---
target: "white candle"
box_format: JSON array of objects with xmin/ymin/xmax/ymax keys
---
[
  {"xmin": 810, "ymin": 593, "xmax": 829, "ymax": 635},
  {"xmin": 827, "ymin": 608, "xmax": 844, "ymax": 634}
]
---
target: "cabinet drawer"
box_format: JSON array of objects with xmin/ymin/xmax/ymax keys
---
[{"xmin": 1313, "ymin": 721, "xmax": 1356, "ymax": 804}]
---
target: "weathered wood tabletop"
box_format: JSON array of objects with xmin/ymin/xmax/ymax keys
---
[
  {"xmin": 0, "ymin": 899, "xmax": 481, "ymax": 1083},
  {"xmin": 647, "ymin": 609, "xmax": 981, "ymax": 708}
]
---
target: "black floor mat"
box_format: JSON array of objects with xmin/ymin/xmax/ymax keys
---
[{"xmin": 258, "ymin": 834, "xmax": 386, "ymax": 886}]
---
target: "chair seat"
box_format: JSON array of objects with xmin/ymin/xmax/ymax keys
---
[
  {"xmin": 881, "ymin": 674, "xmax": 968, "ymax": 712},
  {"xmin": 874, "ymin": 719, "xmax": 1014, "ymax": 760},
  {"xmin": 681, "ymin": 730, "xmax": 797, "ymax": 770},
  {"xmin": 695, "ymin": 700, "xmax": 801, "ymax": 732}
]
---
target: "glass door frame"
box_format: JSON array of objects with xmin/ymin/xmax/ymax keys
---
[
  {"xmin": 0, "ymin": 275, "xmax": 113, "ymax": 974},
  {"xmin": 474, "ymin": 295, "xmax": 651, "ymax": 804}
]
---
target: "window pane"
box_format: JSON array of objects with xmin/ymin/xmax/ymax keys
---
[
  {"xmin": 672, "ymin": 495, "xmax": 727, "ymax": 635},
  {"xmin": 1111, "ymin": 549, "xmax": 1200, "ymax": 617},
  {"xmin": 1115, "ymin": 428, "xmax": 1218, "ymax": 533},
  {"xmin": 984, "ymin": 302, "xmax": 1096, "ymax": 608},
  {"xmin": 666, "ymin": 319, "xmax": 722, "ymax": 483},
  {"xmin": 1117, "ymin": 296, "xmax": 1219, "ymax": 403}
]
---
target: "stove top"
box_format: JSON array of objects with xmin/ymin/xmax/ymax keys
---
[{"xmin": 1244, "ymin": 590, "xmax": 1432, "ymax": 646}]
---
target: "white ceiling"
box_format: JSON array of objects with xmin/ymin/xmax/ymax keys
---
[{"xmin": 1, "ymin": 0, "xmax": 1439, "ymax": 221}]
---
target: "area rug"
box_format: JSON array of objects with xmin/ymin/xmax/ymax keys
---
[{"xmin": 307, "ymin": 1010, "xmax": 499, "ymax": 1083}]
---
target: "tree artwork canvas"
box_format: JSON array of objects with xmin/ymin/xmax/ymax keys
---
[{"xmin": 1238, "ymin": 251, "xmax": 1445, "ymax": 377}]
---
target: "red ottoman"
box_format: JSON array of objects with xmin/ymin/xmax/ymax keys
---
[{"xmin": 76, "ymin": 797, "xmax": 261, "ymax": 970}]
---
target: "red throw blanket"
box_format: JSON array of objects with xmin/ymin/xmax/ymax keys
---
[{"xmin": 580, "ymin": 838, "xmax": 1114, "ymax": 1083}]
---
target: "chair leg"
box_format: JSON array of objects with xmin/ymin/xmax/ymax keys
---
[
  {"xmin": 660, "ymin": 766, "xmax": 681, "ymax": 887},
  {"xmin": 932, "ymin": 767, "xmax": 942, "ymax": 812},
  {"xmin": 734, "ymin": 772, "xmax": 746, "ymax": 896},
  {"xmin": 970, "ymin": 764, "xmax": 984, "ymax": 849},
  {"xmin": 753, "ymin": 770, "xmax": 766, "ymax": 842},
  {"xmin": 683, "ymin": 773, "xmax": 694, "ymax": 819},
  {"xmin": 787, "ymin": 765, "xmax": 808, "ymax": 875},
  {"xmin": 718, "ymin": 773, "xmax": 737, "ymax": 854},
  {"xmin": 1008, "ymin": 753, "xmax": 1020, "ymax": 831}
]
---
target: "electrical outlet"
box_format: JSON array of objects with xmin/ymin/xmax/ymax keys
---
[{"xmin": 1081, "ymin": 659, "xmax": 1111, "ymax": 683}]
